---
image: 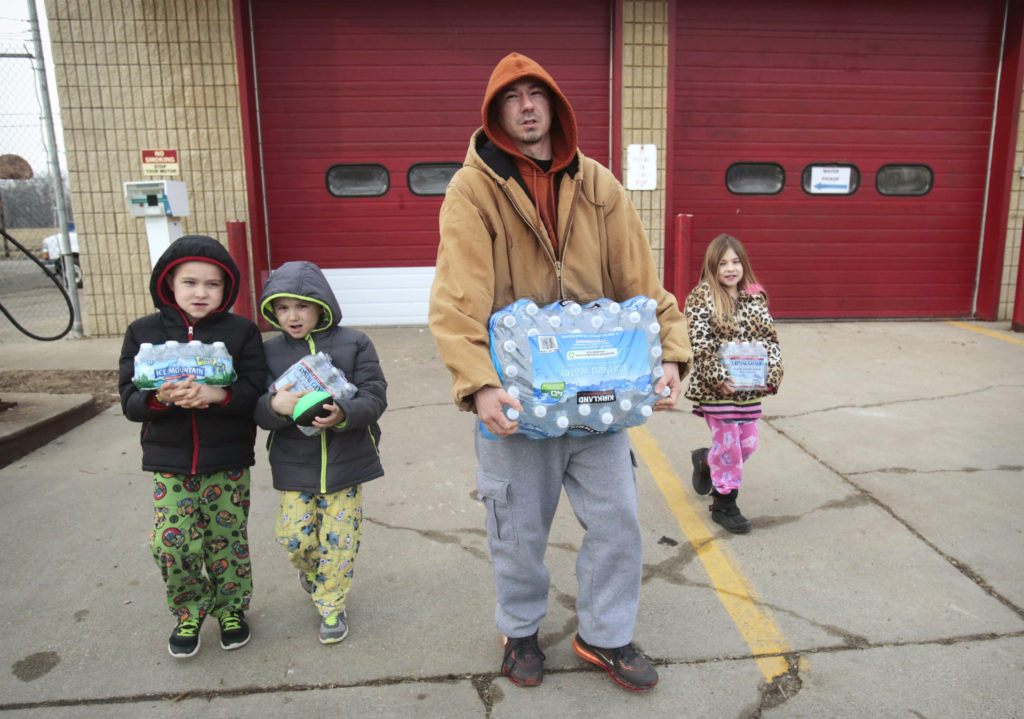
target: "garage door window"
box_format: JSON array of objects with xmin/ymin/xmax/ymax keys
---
[
  {"xmin": 408, "ymin": 163, "xmax": 461, "ymax": 196},
  {"xmin": 876, "ymin": 164, "xmax": 933, "ymax": 196},
  {"xmin": 725, "ymin": 163, "xmax": 785, "ymax": 195},
  {"xmin": 326, "ymin": 163, "xmax": 390, "ymax": 198}
]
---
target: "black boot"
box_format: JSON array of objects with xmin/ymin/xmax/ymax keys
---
[
  {"xmin": 691, "ymin": 448, "xmax": 712, "ymax": 495},
  {"xmin": 710, "ymin": 488, "xmax": 751, "ymax": 534}
]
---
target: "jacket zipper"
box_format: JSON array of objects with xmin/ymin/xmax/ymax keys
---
[
  {"xmin": 557, "ymin": 181, "xmax": 582, "ymax": 299},
  {"xmin": 306, "ymin": 335, "xmax": 328, "ymax": 493},
  {"xmin": 501, "ymin": 183, "xmax": 564, "ymax": 297},
  {"xmin": 190, "ymin": 412, "xmax": 199, "ymax": 474}
]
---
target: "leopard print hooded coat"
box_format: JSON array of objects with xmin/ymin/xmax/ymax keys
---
[{"xmin": 683, "ymin": 281, "xmax": 784, "ymax": 404}]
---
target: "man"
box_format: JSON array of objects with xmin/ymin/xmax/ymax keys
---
[{"xmin": 428, "ymin": 52, "xmax": 691, "ymax": 692}]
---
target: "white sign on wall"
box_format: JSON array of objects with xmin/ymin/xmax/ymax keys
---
[
  {"xmin": 626, "ymin": 144, "xmax": 657, "ymax": 191},
  {"xmin": 808, "ymin": 165, "xmax": 852, "ymax": 194}
]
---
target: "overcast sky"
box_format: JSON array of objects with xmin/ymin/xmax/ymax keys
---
[{"xmin": 0, "ymin": 0, "xmax": 63, "ymax": 178}]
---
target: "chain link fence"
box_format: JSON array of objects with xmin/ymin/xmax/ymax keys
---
[{"xmin": 0, "ymin": 4, "xmax": 75, "ymax": 342}]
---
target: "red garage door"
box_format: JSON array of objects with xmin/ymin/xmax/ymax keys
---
[
  {"xmin": 670, "ymin": 0, "xmax": 1006, "ymax": 318},
  {"xmin": 250, "ymin": 0, "xmax": 610, "ymax": 271}
]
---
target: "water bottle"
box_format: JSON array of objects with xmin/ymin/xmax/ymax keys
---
[
  {"xmin": 133, "ymin": 343, "xmax": 157, "ymax": 388},
  {"xmin": 210, "ymin": 341, "xmax": 235, "ymax": 385}
]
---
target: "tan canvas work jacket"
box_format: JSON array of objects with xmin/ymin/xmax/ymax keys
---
[
  {"xmin": 429, "ymin": 128, "xmax": 692, "ymax": 411},
  {"xmin": 429, "ymin": 53, "xmax": 690, "ymax": 411}
]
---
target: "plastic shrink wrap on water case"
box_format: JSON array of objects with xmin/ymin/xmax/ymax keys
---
[
  {"xmin": 132, "ymin": 340, "xmax": 236, "ymax": 388},
  {"xmin": 486, "ymin": 296, "xmax": 670, "ymax": 440},
  {"xmin": 270, "ymin": 352, "xmax": 357, "ymax": 436}
]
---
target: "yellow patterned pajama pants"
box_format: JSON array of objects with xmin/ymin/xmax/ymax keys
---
[{"xmin": 276, "ymin": 486, "xmax": 362, "ymax": 619}]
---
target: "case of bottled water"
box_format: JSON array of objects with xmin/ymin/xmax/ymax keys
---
[
  {"xmin": 133, "ymin": 340, "xmax": 236, "ymax": 389},
  {"xmin": 486, "ymin": 296, "xmax": 669, "ymax": 440},
  {"xmin": 270, "ymin": 352, "xmax": 357, "ymax": 436},
  {"xmin": 718, "ymin": 340, "xmax": 768, "ymax": 390}
]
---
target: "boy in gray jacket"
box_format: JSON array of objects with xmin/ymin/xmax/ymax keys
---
[{"xmin": 254, "ymin": 261, "xmax": 387, "ymax": 644}]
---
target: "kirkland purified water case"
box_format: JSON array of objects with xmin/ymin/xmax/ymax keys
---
[{"xmin": 487, "ymin": 296, "xmax": 669, "ymax": 440}]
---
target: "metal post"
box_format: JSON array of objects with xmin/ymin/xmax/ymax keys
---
[
  {"xmin": 226, "ymin": 221, "xmax": 254, "ymax": 321},
  {"xmin": 673, "ymin": 213, "xmax": 693, "ymax": 297},
  {"xmin": 27, "ymin": 0, "xmax": 81, "ymax": 338},
  {"xmin": 1012, "ymin": 225, "xmax": 1024, "ymax": 332}
]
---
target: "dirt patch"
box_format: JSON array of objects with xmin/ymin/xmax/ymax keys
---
[{"xmin": 0, "ymin": 369, "xmax": 120, "ymax": 412}]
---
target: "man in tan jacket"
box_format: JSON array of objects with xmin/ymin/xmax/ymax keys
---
[{"xmin": 429, "ymin": 52, "xmax": 691, "ymax": 692}]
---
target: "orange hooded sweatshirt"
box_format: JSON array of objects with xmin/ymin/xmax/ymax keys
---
[{"xmin": 481, "ymin": 53, "xmax": 579, "ymax": 253}]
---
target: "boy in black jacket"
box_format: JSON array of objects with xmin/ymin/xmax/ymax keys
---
[
  {"xmin": 254, "ymin": 261, "xmax": 386, "ymax": 645},
  {"xmin": 118, "ymin": 235, "xmax": 266, "ymax": 659}
]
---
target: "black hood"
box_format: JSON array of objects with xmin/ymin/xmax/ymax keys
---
[{"xmin": 149, "ymin": 234, "xmax": 241, "ymax": 315}]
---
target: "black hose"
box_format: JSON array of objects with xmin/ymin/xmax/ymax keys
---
[{"xmin": 0, "ymin": 228, "xmax": 73, "ymax": 341}]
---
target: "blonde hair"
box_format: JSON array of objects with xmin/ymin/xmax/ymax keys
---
[{"xmin": 700, "ymin": 233, "xmax": 763, "ymax": 327}]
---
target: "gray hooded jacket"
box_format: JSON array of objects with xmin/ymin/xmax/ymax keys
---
[{"xmin": 254, "ymin": 261, "xmax": 387, "ymax": 494}]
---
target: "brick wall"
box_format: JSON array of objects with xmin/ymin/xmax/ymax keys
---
[
  {"xmin": 621, "ymin": 0, "xmax": 669, "ymax": 284},
  {"xmin": 1002, "ymin": 86, "xmax": 1024, "ymax": 319},
  {"xmin": 45, "ymin": 0, "xmax": 248, "ymax": 336}
]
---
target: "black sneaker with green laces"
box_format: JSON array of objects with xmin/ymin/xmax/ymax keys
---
[
  {"xmin": 218, "ymin": 609, "xmax": 250, "ymax": 650},
  {"xmin": 572, "ymin": 634, "xmax": 659, "ymax": 692},
  {"xmin": 168, "ymin": 616, "xmax": 203, "ymax": 658}
]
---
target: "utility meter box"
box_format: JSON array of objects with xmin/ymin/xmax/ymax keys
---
[
  {"xmin": 124, "ymin": 180, "xmax": 190, "ymax": 267},
  {"xmin": 124, "ymin": 180, "xmax": 189, "ymax": 218}
]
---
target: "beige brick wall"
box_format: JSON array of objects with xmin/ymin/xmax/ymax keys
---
[
  {"xmin": 45, "ymin": 0, "xmax": 248, "ymax": 337},
  {"xmin": 1002, "ymin": 85, "xmax": 1024, "ymax": 321},
  {"xmin": 621, "ymin": 0, "xmax": 669, "ymax": 281}
]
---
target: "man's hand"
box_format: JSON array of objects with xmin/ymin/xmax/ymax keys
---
[
  {"xmin": 474, "ymin": 385, "xmax": 523, "ymax": 437},
  {"xmin": 652, "ymin": 361, "xmax": 682, "ymax": 411}
]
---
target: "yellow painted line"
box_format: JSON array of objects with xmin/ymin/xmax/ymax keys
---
[
  {"xmin": 630, "ymin": 425, "xmax": 793, "ymax": 680},
  {"xmin": 947, "ymin": 321, "xmax": 1024, "ymax": 346}
]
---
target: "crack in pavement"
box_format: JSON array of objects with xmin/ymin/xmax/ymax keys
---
[
  {"xmin": 765, "ymin": 419, "xmax": 1024, "ymax": 622},
  {"xmin": 847, "ymin": 464, "xmax": 1024, "ymax": 476},
  {"xmin": 764, "ymin": 382, "xmax": 1023, "ymax": 421},
  {"xmin": 8, "ymin": 630, "xmax": 1023, "ymax": 713}
]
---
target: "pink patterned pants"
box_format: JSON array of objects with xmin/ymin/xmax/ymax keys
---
[{"xmin": 704, "ymin": 417, "xmax": 760, "ymax": 493}]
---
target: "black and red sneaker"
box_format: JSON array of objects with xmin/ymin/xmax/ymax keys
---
[
  {"xmin": 501, "ymin": 632, "xmax": 546, "ymax": 687},
  {"xmin": 572, "ymin": 634, "xmax": 658, "ymax": 692}
]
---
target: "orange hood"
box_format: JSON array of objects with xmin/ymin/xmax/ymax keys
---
[{"xmin": 481, "ymin": 52, "xmax": 578, "ymax": 173}]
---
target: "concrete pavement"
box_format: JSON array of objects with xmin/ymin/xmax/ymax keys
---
[{"xmin": 1, "ymin": 321, "xmax": 1023, "ymax": 717}]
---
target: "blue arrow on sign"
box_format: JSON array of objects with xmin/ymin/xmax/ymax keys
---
[{"xmin": 814, "ymin": 183, "xmax": 847, "ymax": 190}]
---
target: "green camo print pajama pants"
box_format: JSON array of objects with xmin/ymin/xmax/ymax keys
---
[{"xmin": 150, "ymin": 468, "xmax": 253, "ymax": 622}]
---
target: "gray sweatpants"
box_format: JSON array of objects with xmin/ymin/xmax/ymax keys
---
[{"xmin": 474, "ymin": 425, "xmax": 642, "ymax": 648}]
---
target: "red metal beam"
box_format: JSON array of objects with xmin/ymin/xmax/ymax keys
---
[{"xmin": 232, "ymin": 0, "xmax": 270, "ymax": 319}]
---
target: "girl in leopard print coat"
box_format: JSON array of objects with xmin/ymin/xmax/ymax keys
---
[{"xmin": 683, "ymin": 234, "xmax": 783, "ymax": 534}]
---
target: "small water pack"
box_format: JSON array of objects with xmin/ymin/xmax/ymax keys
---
[
  {"xmin": 487, "ymin": 296, "xmax": 668, "ymax": 440},
  {"xmin": 718, "ymin": 340, "xmax": 767, "ymax": 390},
  {"xmin": 270, "ymin": 352, "xmax": 357, "ymax": 436},
  {"xmin": 133, "ymin": 341, "xmax": 236, "ymax": 389}
]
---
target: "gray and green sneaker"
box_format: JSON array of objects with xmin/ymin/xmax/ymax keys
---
[
  {"xmin": 299, "ymin": 570, "xmax": 316, "ymax": 594},
  {"xmin": 168, "ymin": 616, "xmax": 203, "ymax": 658},
  {"xmin": 319, "ymin": 610, "xmax": 349, "ymax": 645}
]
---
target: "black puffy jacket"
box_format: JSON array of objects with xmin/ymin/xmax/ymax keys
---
[
  {"xmin": 254, "ymin": 261, "xmax": 387, "ymax": 494},
  {"xmin": 118, "ymin": 235, "xmax": 266, "ymax": 475}
]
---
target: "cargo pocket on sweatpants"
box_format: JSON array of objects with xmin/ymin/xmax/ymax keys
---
[{"xmin": 476, "ymin": 471, "xmax": 516, "ymax": 544}]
